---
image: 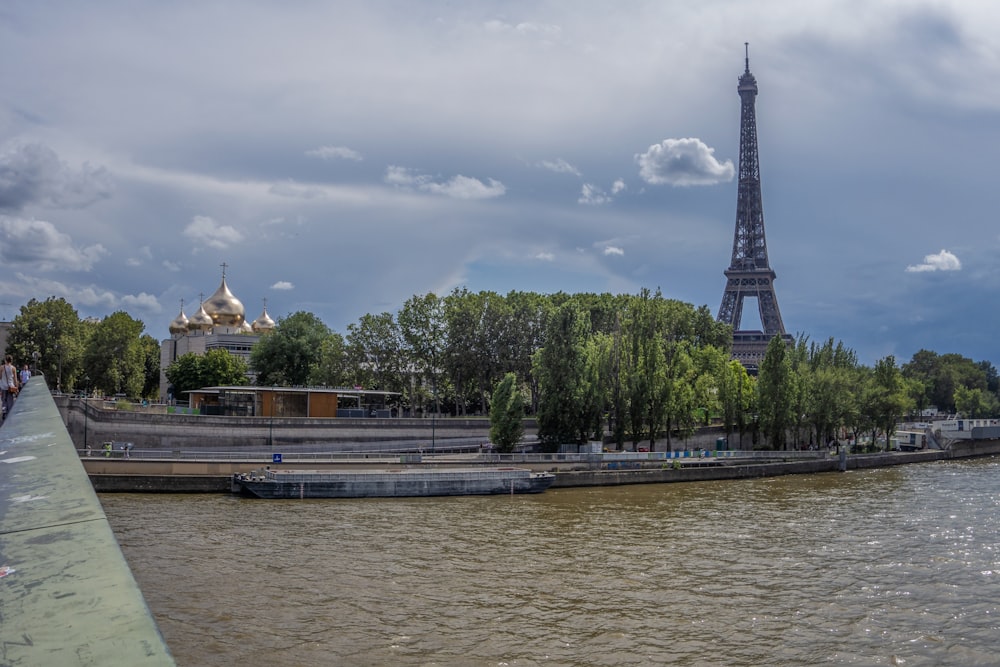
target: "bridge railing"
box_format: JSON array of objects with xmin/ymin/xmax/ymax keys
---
[{"xmin": 0, "ymin": 376, "xmax": 175, "ymax": 664}]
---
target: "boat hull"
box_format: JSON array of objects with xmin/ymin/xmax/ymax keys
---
[{"xmin": 232, "ymin": 468, "xmax": 554, "ymax": 499}]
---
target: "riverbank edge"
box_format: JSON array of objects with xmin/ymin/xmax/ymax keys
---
[{"xmin": 88, "ymin": 440, "xmax": 1000, "ymax": 493}]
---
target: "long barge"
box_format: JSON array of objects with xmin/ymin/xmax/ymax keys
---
[{"xmin": 231, "ymin": 467, "xmax": 555, "ymax": 499}]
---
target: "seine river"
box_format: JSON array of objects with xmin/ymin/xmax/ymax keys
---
[{"xmin": 100, "ymin": 458, "xmax": 1000, "ymax": 667}]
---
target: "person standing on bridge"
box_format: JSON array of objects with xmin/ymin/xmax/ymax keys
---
[
  {"xmin": 0, "ymin": 355, "xmax": 18, "ymax": 421},
  {"xmin": 19, "ymin": 364, "xmax": 30, "ymax": 388}
]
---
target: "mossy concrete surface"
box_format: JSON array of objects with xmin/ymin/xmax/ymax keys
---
[{"xmin": 0, "ymin": 376, "xmax": 175, "ymax": 666}]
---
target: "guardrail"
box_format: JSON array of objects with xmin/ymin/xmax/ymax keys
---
[{"xmin": 80, "ymin": 447, "xmax": 830, "ymax": 463}]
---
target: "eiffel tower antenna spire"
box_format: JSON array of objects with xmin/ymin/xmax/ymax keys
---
[{"xmin": 717, "ymin": 45, "xmax": 792, "ymax": 370}]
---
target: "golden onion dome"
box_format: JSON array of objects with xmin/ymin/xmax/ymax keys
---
[
  {"xmin": 188, "ymin": 303, "xmax": 214, "ymax": 332},
  {"xmin": 252, "ymin": 306, "xmax": 276, "ymax": 333},
  {"xmin": 239, "ymin": 319, "xmax": 254, "ymax": 334},
  {"xmin": 168, "ymin": 305, "xmax": 190, "ymax": 335},
  {"xmin": 203, "ymin": 276, "xmax": 245, "ymax": 328}
]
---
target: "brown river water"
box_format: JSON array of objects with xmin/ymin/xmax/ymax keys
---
[{"xmin": 100, "ymin": 457, "xmax": 1000, "ymax": 666}]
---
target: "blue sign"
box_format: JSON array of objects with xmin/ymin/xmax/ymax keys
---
[{"xmin": 272, "ymin": 453, "xmax": 282, "ymax": 463}]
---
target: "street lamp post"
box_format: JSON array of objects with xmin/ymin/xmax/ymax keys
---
[{"xmin": 83, "ymin": 396, "xmax": 89, "ymax": 454}]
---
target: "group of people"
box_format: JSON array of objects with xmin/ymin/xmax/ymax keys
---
[{"xmin": 1, "ymin": 355, "xmax": 31, "ymax": 422}]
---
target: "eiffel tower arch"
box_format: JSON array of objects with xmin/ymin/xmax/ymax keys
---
[{"xmin": 717, "ymin": 44, "xmax": 793, "ymax": 371}]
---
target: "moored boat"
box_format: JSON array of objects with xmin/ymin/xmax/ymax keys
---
[{"xmin": 231, "ymin": 467, "xmax": 555, "ymax": 499}]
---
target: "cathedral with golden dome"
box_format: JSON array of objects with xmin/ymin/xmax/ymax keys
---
[{"xmin": 159, "ymin": 267, "xmax": 276, "ymax": 399}]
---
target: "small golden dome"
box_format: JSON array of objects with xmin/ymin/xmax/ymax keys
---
[
  {"xmin": 188, "ymin": 303, "xmax": 214, "ymax": 332},
  {"xmin": 252, "ymin": 306, "xmax": 276, "ymax": 333},
  {"xmin": 239, "ymin": 319, "xmax": 254, "ymax": 334},
  {"xmin": 168, "ymin": 305, "xmax": 189, "ymax": 335},
  {"xmin": 204, "ymin": 276, "xmax": 245, "ymax": 328}
]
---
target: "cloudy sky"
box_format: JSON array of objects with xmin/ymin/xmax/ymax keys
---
[{"xmin": 2, "ymin": 1, "xmax": 999, "ymax": 369}]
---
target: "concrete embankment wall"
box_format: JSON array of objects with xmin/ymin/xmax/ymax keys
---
[
  {"xmin": 55, "ymin": 395, "xmax": 729, "ymax": 451},
  {"xmin": 85, "ymin": 442, "xmax": 1000, "ymax": 493},
  {"xmin": 56, "ymin": 395, "xmax": 505, "ymax": 449},
  {"xmin": 551, "ymin": 449, "xmax": 948, "ymax": 488}
]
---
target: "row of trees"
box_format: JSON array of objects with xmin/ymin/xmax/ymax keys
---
[
  {"xmin": 239, "ymin": 288, "xmax": 1000, "ymax": 451},
  {"xmin": 4, "ymin": 297, "xmax": 160, "ymax": 398},
  {"xmin": 5, "ymin": 291, "xmax": 999, "ymax": 452}
]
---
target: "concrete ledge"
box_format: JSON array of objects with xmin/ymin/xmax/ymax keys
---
[{"xmin": 0, "ymin": 377, "xmax": 175, "ymax": 665}]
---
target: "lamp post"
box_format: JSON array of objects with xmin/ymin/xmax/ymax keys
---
[
  {"xmin": 31, "ymin": 351, "xmax": 39, "ymax": 376},
  {"xmin": 83, "ymin": 395, "xmax": 89, "ymax": 454},
  {"xmin": 431, "ymin": 374, "xmax": 437, "ymax": 454}
]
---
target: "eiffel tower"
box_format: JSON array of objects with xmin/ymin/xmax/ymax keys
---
[{"xmin": 717, "ymin": 44, "xmax": 792, "ymax": 370}]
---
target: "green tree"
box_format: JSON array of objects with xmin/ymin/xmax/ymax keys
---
[
  {"xmin": 83, "ymin": 311, "xmax": 146, "ymax": 397},
  {"xmin": 5, "ymin": 297, "xmax": 84, "ymax": 391},
  {"xmin": 719, "ymin": 359, "xmax": 754, "ymax": 449},
  {"xmin": 505, "ymin": 290, "xmax": 551, "ymax": 413},
  {"xmin": 165, "ymin": 349, "xmax": 248, "ymax": 399},
  {"xmin": 757, "ymin": 335, "xmax": 795, "ymax": 450},
  {"xmin": 902, "ymin": 350, "xmax": 988, "ymax": 414},
  {"xmin": 489, "ymin": 372, "xmax": 524, "ymax": 453},
  {"xmin": 251, "ymin": 311, "xmax": 331, "ymax": 386},
  {"xmin": 140, "ymin": 334, "xmax": 161, "ymax": 399},
  {"xmin": 954, "ymin": 385, "xmax": 999, "ymax": 419},
  {"xmin": 865, "ymin": 355, "xmax": 912, "ymax": 450},
  {"xmin": 200, "ymin": 348, "xmax": 249, "ymax": 387},
  {"xmin": 310, "ymin": 332, "xmax": 349, "ymax": 387},
  {"xmin": 345, "ymin": 312, "xmax": 404, "ymax": 394},
  {"xmin": 534, "ymin": 303, "xmax": 590, "ymax": 449},
  {"xmin": 398, "ymin": 293, "xmax": 446, "ymax": 414},
  {"xmin": 165, "ymin": 353, "xmax": 205, "ymax": 399}
]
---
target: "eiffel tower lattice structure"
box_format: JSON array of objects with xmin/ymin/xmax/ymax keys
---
[{"xmin": 717, "ymin": 44, "xmax": 793, "ymax": 370}]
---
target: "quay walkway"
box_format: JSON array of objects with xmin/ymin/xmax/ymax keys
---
[{"xmin": 0, "ymin": 377, "xmax": 174, "ymax": 665}]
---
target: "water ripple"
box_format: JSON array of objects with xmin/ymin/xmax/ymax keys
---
[{"xmin": 101, "ymin": 458, "xmax": 1000, "ymax": 666}]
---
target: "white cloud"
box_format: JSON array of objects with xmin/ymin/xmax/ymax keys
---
[
  {"xmin": 121, "ymin": 292, "xmax": 161, "ymax": 312},
  {"xmin": 0, "ymin": 215, "xmax": 106, "ymax": 270},
  {"xmin": 384, "ymin": 165, "xmax": 427, "ymax": 187},
  {"xmin": 183, "ymin": 215, "xmax": 244, "ymax": 250},
  {"xmin": 162, "ymin": 260, "xmax": 181, "ymax": 272},
  {"xmin": 635, "ymin": 138, "xmax": 734, "ymax": 186},
  {"xmin": 126, "ymin": 246, "xmax": 153, "ymax": 267},
  {"xmin": 385, "ymin": 167, "xmax": 505, "ymax": 199},
  {"xmin": 271, "ymin": 281, "xmax": 294, "ymax": 290},
  {"xmin": 578, "ymin": 184, "xmax": 611, "ymax": 205},
  {"xmin": 611, "ymin": 179, "xmax": 626, "ymax": 194},
  {"xmin": 13, "ymin": 273, "xmax": 157, "ymax": 314},
  {"xmin": 305, "ymin": 145, "xmax": 363, "ymax": 161},
  {"xmin": 603, "ymin": 246, "xmax": 625, "ymax": 256},
  {"xmin": 422, "ymin": 175, "xmax": 505, "ymax": 200},
  {"xmin": 534, "ymin": 251, "xmax": 555, "ymax": 261},
  {"xmin": 483, "ymin": 20, "xmax": 563, "ymax": 41},
  {"xmin": 905, "ymin": 249, "xmax": 962, "ymax": 273},
  {"xmin": 539, "ymin": 158, "xmax": 581, "ymax": 177},
  {"xmin": 269, "ymin": 180, "xmax": 328, "ymax": 199}
]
